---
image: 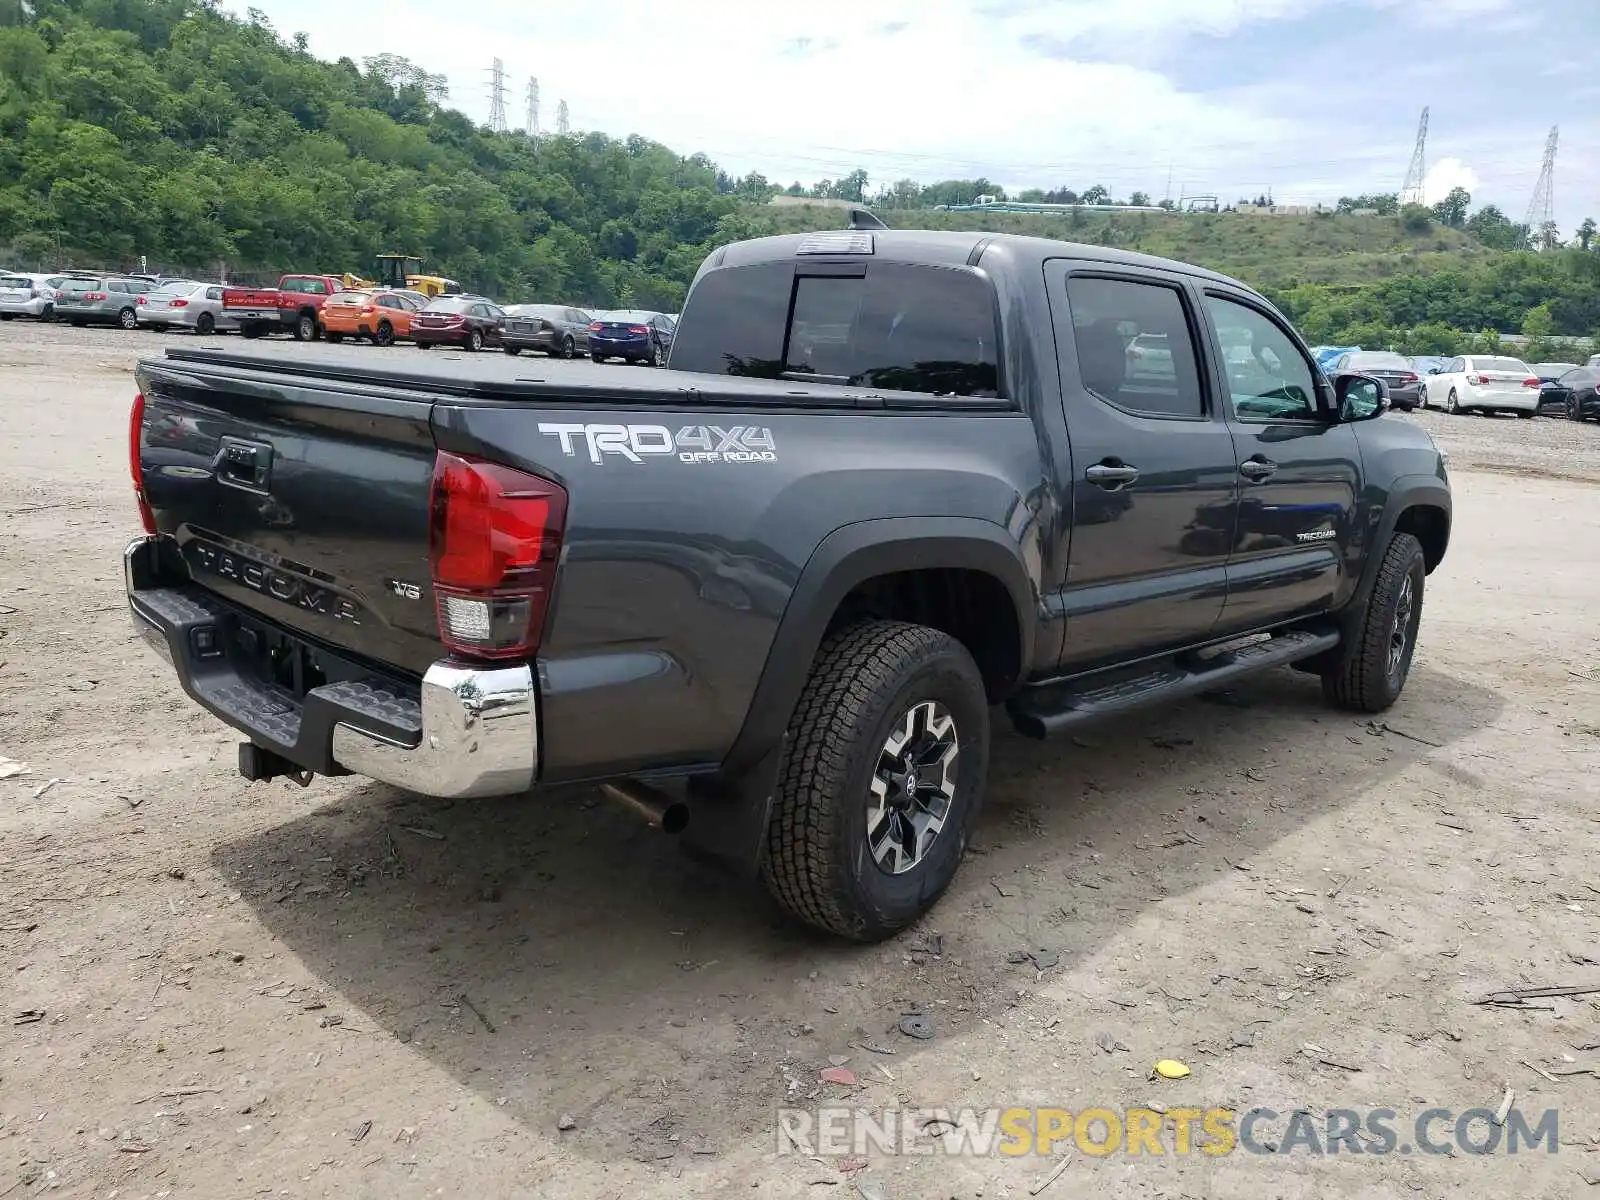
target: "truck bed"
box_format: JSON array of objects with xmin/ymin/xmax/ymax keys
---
[{"xmin": 154, "ymin": 344, "xmax": 1016, "ymax": 410}]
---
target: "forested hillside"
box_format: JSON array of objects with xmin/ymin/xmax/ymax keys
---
[{"xmin": 2, "ymin": 0, "xmax": 1599, "ymax": 345}]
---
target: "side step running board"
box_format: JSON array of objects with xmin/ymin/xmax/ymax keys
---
[{"xmin": 1007, "ymin": 628, "xmax": 1340, "ymax": 739}]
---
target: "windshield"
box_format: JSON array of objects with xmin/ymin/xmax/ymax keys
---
[
  {"xmin": 1532, "ymin": 363, "xmax": 1577, "ymax": 374},
  {"xmin": 152, "ymin": 283, "xmax": 201, "ymax": 298},
  {"xmin": 601, "ymin": 310, "xmax": 655, "ymax": 323},
  {"xmin": 1470, "ymin": 356, "xmax": 1530, "ymax": 373},
  {"xmin": 424, "ymin": 298, "xmax": 471, "ymax": 313},
  {"xmin": 0, "ymin": 276, "xmax": 30, "ymax": 288},
  {"xmin": 329, "ymin": 291, "xmax": 372, "ymax": 303},
  {"xmin": 1348, "ymin": 352, "xmax": 1409, "ymax": 370},
  {"xmin": 61, "ymin": 279, "xmax": 100, "ymax": 292}
]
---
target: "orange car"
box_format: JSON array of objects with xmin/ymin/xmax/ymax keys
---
[{"xmin": 320, "ymin": 290, "xmax": 424, "ymax": 346}]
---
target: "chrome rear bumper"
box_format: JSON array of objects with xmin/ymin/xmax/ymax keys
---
[{"xmin": 125, "ymin": 536, "xmax": 536, "ymax": 799}]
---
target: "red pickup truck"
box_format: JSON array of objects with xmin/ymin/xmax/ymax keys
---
[{"xmin": 222, "ymin": 274, "xmax": 344, "ymax": 341}]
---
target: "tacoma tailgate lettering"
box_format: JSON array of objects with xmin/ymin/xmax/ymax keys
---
[{"xmin": 538, "ymin": 422, "xmax": 777, "ymax": 464}]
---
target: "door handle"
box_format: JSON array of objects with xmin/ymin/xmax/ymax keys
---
[
  {"xmin": 1086, "ymin": 462, "xmax": 1140, "ymax": 488},
  {"xmin": 1239, "ymin": 457, "xmax": 1278, "ymax": 481}
]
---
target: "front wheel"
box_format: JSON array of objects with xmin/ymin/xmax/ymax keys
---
[
  {"xmin": 650, "ymin": 340, "xmax": 665, "ymax": 368},
  {"xmin": 590, "ymin": 352, "xmax": 604, "ymax": 363},
  {"xmin": 195, "ymin": 313, "xmax": 215, "ymax": 336},
  {"xmin": 762, "ymin": 620, "xmax": 990, "ymax": 941},
  {"xmin": 374, "ymin": 321, "xmax": 394, "ymax": 347},
  {"xmin": 1321, "ymin": 533, "xmax": 1426, "ymax": 713},
  {"xmin": 467, "ymin": 328, "xmax": 484, "ymax": 352},
  {"xmin": 561, "ymin": 335, "xmax": 576, "ymax": 359},
  {"xmin": 118, "ymin": 307, "xmax": 137, "ymax": 330},
  {"xmin": 326, "ymin": 332, "xmax": 344, "ymax": 344},
  {"xmin": 1445, "ymin": 390, "xmax": 1460, "ymax": 415}
]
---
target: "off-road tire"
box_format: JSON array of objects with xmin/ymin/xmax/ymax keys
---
[
  {"xmin": 762, "ymin": 620, "xmax": 990, "ymax": 941},
  {"xmin": 1321, "ymin": 533, "xmax": 1426, "ymax": 713}
]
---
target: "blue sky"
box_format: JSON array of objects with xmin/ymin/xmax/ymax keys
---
[{"xmin": 261, "ymin": 0, "xmax": 1598, "ymax": 231}]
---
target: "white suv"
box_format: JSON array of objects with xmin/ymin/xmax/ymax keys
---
[{"xmin": 1422, "ymin": 354, "xmax": 1540, "ymax": 417}]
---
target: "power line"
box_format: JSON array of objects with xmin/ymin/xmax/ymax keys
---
[
  {"xmin": 487, "ymin": 57, "xmax": 508, "ymax": 133},
  {"xmin": 1400, "ymin": 106, "xmax": 1428, "ymax": 205}
]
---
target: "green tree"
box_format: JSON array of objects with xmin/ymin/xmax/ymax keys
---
[
  {"xmin": 1578, "ymin": 217, "xmax": 1598, "ymax": 252},
  {"xmin": 1080, "ymin": 184, "xmax": 1110, "ymax": 205},
  {"xmin": 1431, "ymin": 186, "xmax": 1471, "ymax": 227}
]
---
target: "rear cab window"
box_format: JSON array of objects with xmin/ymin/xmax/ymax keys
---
[{"xmin": 671, "ymin": 261, "xmax": 1001, "ymax": 398}]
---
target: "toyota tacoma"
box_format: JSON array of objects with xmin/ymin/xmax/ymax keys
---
[{"xmin": 125, "ymin": 218, "xmax": 1451, "ymax": 940}]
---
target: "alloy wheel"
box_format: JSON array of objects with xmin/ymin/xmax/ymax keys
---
[{"xmin": 866, "ymin": 700, "xmax": 959, "ymax": 875}]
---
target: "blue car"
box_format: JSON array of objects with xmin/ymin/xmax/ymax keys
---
[
  {"xmin": 587, "ymin": 309, "xmax": 676, "ymax": 366},
  {"xmin": 1313, "ymin": 345, "xmax": 1361, "ymax": 371}
]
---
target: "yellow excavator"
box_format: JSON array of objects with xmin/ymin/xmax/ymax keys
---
[
  {"xmin": 375, "ymin": 255, "xmax": 462, "ymax": 298},
  {"xmin": 333, "ymin": 256, "xmax": 463, "ymax": 298}
]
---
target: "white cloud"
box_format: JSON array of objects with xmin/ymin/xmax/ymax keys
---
[
  {"xmin": 260, "ymin": 0, "xmax": 1305, "ymax": 193},
  {"xmin": 1422, "ymin": 157, "xmax": 1480, "ymax": 205}
]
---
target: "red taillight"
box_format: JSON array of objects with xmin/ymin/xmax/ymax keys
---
[
  {"xmin": 1522, "ymin": 377, "xmax": 1540, "ymax": 389},
  {"xmin": 1468, "ymin": 374, "xmax": 1486, "ymax": 385},
  {"xmin": 136, "ymin": 296, "xmax": 146, "ymax": 305},
  {"xmin": 588, "ymin": 322, "xmax": 603, "ymax": 332},
  {"xmin": 129, "ymin": 393, "xmax": 155, "ymax": 534},
  {"xmin": 169, "ymin": 299, "xmax": 188, "ymax": 308},
  {"xmin": 429, "ymin": 452, "xmax": 567, "ymax": 661},
  {"xmin": 1399, "ymin": 372, "xmax": 1418, "ymax": 383},
  {"xmin": 627, "ymin": 324, "xmax": 649, "ymax": 335}
]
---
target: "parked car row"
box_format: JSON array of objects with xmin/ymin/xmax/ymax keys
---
[
  {"xmin": 0, "ymin": 269, "xmax": 680, "ymax": 366},
  {"xmin": 1308, "ymin": 343, "xmax": 1595, "ymax": 424}
]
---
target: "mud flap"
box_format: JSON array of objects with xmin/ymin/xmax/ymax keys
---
[{"xmin": 679, "ymin": 737, "xmax": 786, "ymax": 879}]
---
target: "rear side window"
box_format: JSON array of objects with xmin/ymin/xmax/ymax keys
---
[
  {"xmin": 671, "ymin": 262, "xmax": 1001, "ymax": 397},
  {"xmin": 1064, "ymin": 277, "xmax": 1205, "ymax": 418}
]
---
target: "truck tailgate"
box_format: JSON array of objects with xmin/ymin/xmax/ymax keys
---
[{"xmin": 135, "ymin": 356, "xmax": 444, "ymax": 676}]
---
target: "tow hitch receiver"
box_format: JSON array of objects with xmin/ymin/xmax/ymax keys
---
[{"xmin": 238, "ymin": 742, "xmax": 313, "ymax": 788}]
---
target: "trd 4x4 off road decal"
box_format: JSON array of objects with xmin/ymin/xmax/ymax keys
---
[{"xmin": 537, "ymin": 423, "xmax": 777, "ymax": 464}]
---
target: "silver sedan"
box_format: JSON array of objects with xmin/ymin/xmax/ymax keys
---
[{"xmin": 135, "ymin": 282, "xmax": 236, "ymax": 335}]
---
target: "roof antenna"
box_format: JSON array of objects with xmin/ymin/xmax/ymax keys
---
[{"xmin": 847, "ymin": 207, "xmax": 887, "ymax": 231}]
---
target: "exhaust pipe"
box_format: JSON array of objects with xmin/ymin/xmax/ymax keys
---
[{"xmin": 600, "ymin": 780, "xmax": 690, "ymax": 835}]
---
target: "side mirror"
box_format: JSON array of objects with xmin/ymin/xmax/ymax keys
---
[
  {"xmin": 1427, "ymin": 367, "xmax": 1441, "ymax": 375},
  {"xmin": 1335, "ymin": 373, "xmax": 1389, "ymax": 421}
]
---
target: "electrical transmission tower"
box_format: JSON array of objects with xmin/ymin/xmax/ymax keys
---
[
  {"xmin": 524, "ymin": 77, "xmax": 539, "ymax": 136},
  {"xmin": 556, "ymin": 99, "xmax": 569, "ymax": 136},
  {"xmin": 487, "ymin": 58, "xmax": 508, "ymax": 133},
  {"xmin": 1524, "ymin": 125, "xmax": 1558, "ymax": 248},
  {"xmin": 1400, "ymin": 106, "xmax": 1428, "ymax": 206}
]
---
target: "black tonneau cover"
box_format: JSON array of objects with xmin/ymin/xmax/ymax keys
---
[{"xmin": 154, "ymin": 345, "xmax": 1015, "ymax": 412}]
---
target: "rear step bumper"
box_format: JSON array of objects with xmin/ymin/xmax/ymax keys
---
[{"xmin": 124, "ymin": 536, "xmax": 537, "ymax": 798}]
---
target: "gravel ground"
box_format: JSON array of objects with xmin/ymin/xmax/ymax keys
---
[{"xmin": 2, "ymin": 320, "xmax": 1599, "ymax": 1199}]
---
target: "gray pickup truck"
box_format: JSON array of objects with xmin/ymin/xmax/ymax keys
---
[{"xmin": 125, "ymin": 218, "xmax": 1451, "ymax": 940}]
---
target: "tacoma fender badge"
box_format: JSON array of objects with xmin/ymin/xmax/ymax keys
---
[
  {"xmin": 1296, "ymin": 530, "xmax": 1337, "ymax": 543},
  {"xmin": 387, "ymin": 579, "xmax": 423, "ymax": 600}
]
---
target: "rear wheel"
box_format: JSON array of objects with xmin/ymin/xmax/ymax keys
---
[
  {"xmin": 374, "ymin": 321, "xmax": 394, "ymax": 347},
  {"xmin": 118, "ymin": 307, "xmax": 137, "ymax": 330},
  {"xmin": 293, "ymin": 311, "xmax": 317, "ymax": 341},
  {"xmin": 1516, "ymin": 410, "xmax": 1533, "ymax": 419},
  {"xmin": 1321, "ymin": 533, "xmax": 1426, "ymax": 714},
  {"xmin": 761, "ymin": 620, "xmax": 990, "ymax": 941},
  {"xmin": 416, "ymin": 341, "xmax": 432, "ymax": 350},
  {"xmin": 561, "ymin": 335, "xmax": 576, "ymax": 359},
  {"xmin": 241, "ymin": 323, "xmax": 264, "ymax": 339},
  {"xmin": 195, "ymin": 313, "xmax": 214, "ymax": 336},
  {"xmin": 467, "ymin": 328, "xmax": 484, "ymax": 352}
]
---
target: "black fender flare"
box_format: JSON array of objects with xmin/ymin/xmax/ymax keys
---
[
  {"xmin": 1346, "ymin": 475, "xmax": 1451, "ymax": 622},
  {"xmin": 721, "ymin": 515, "xmax": 1038, "ymax": 777}
]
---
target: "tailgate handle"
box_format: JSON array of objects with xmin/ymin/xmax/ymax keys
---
[{"xmin": 215, "ymin": 437, "xmax": 273, "ymax": 493}]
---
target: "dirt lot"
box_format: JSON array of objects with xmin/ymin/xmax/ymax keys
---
[{"xmin": 2, "ymin": 322, "xmax": 1598, "ymax": 1199}]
